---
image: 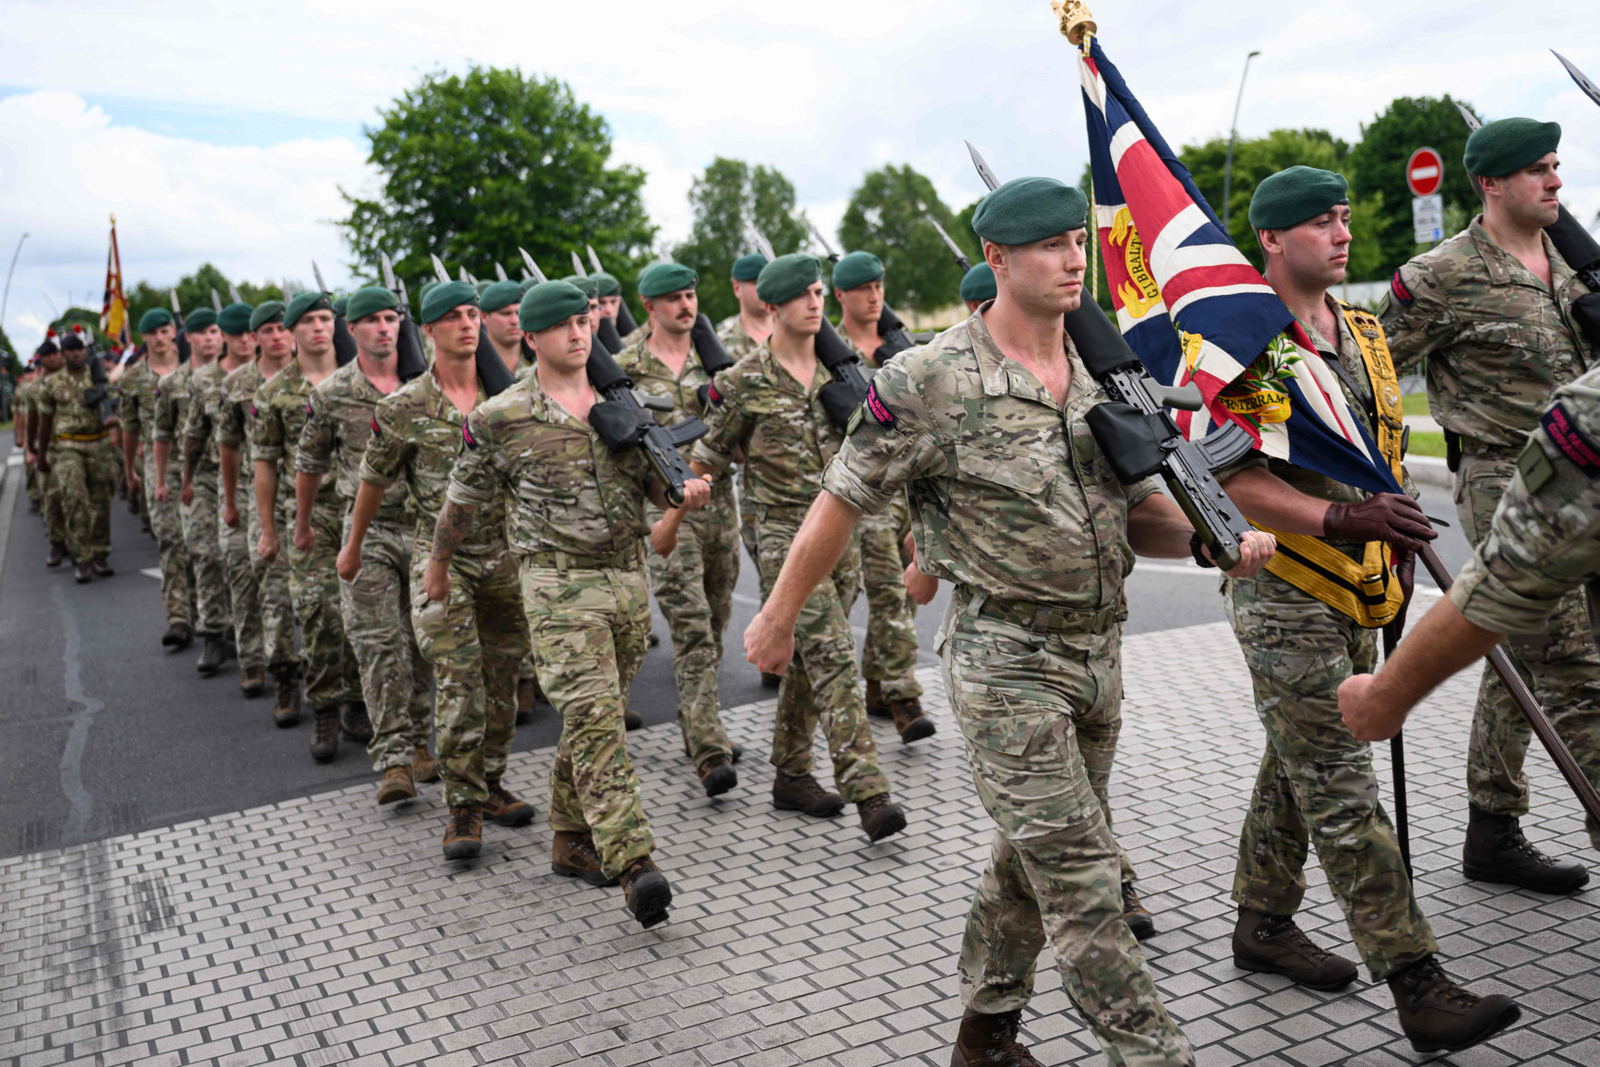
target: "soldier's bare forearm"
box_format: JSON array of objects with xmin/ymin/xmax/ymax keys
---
[
  {"xmin": 1218, "ymin": 466, "xmax": 1330, "ymax": 536},
  {"xmin": 430, "ymin": 501, "xmax": 478, "ymax": 563},
  {"xmin": 153, "ymin": 439, "xmax": 171, "ymax": 485},
  {"xmin": 766, "ymin": 492, "xmax": 863, "ymax": 628},
  {"xmin": 220, "ymin": 445, "xmax": 240, "ymax": 502},
  {"xmin": 255, "ymin": 461, "xmax": 279, "ymax": 537},
  {"xmin": 183, "ymin": 435, "xmax": 204, "ymax": 483}
]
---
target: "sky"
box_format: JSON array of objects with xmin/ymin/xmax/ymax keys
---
[{"xmin": 0, "ymin": 0, "xmax": 1595, "ymax": 351}]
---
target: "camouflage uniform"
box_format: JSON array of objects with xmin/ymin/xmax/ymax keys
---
[
  {"xmin": 447, "ymin": 376, "xmax": 656, "ymax": 880},
  {"xmin": 157, "ymin": 361, "xmax": 231, "ymax": 636},
  {"xmin": 1216, "ymin": 299, "xmax": 1437, "ymax": 980},
  {"xmin": 1385, "ymin": 217, "xmax": 1600, "ymax": 836},
  {"xmin": 510, "ymin": 353, "xmax": 541, "ymax": 689},
  {"xmin": 362, "ymin": 369, "xmax": 529, "ymax": 807},
  {"xmin": 298, "ymin": 360, "xmax": 433, "ymax": 771},
  {"xmin": 716, "ymin": 313, "xmax": 764, "ymax": 564},
  {"xmin": 822, "ymin": 308, "xmax": 1191, "ymax": 1065},
  {"xmin": 251, "ymin": 361, "xmax": 360, "ymax": 711},
  {"xmin": 16, "ymin": 379, "xmax": 43, "ymax": 510},
  {"xmin": 33, "ymin": 366, "xmax": 116, "ymax": 563},
  {"xmin": 691, "ymin": 341, "xmax": 890, "ymax": 803},
  {"xmin": 122, "ymin": 360, "xmax": 192, "ymax": 623},
  {"xmin": 617, "ymin": 329, "xmax": 740, "ymax": 769},
  {"xmin": 23, "ymin": 378, "xmax": 66, "ymax": 544}
]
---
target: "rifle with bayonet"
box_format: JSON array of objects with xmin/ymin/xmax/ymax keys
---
[
  {"xmin": 584, "ymin": 244, "xmax": 640, "ymax": 336},
  {"xmin": 384, "ymin": 254, "xmax": 428, "ymax": 381},
  {"xmin": 210, "ymin": 288, "xmax": 223, "ymax": 314},
  {"xmin": 585, "ymin": 330, "xmax": 708, "ymax": 507},
  {"xmin": 927, "ymin": 214, "xmax": 973, "ymax": 275},
  {"xmin": 171, "ymin": 289, "xmax": 191, "ymax": 363},
  {"xmin": 805, "ymin": 217, "xmax": 915, "ymax": 363},
  {"xmin": 312, "ymin": 261, "xmax": 358, "ymax": 368},
  {"xmin": 435, "ymin": 250, "xmax": 517, "ymax": 396},
  {"xmin": 965, "ymin": 140, "xmax": 1253, "ymax": 569}
]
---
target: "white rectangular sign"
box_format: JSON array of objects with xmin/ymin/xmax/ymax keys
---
[{"xmin": 1413, "ymin": 194, "xmax": 1444, "ymax": 244}]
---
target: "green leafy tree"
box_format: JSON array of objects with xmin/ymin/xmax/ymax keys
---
[
  {"xmin": 340, "ymin": 65, "xmax": 655, "ymax": 321},
  {"xmin": 672, "ymin": 158, "xmax": 810, "ymax": 325},
  {"xmin": 838, "ymin": 164, "xmax": 970, "ymax": 314},
  {"xmin": 1347, "ymin": 95, "xmax": 1478, "ymax": 274},
  {"xmin": 124, "ymin": 267, "xmax": 287, "ymax": 343},
  {"xmin": 0, "ymin": 323, "xmax": 20, "ymax": 378}
]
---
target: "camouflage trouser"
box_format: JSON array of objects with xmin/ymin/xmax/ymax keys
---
[
  {"xmin": 942, "ymin": 600, "xmax": 1190, "ymax": 1066},
  {"xmin": 43, "ymin": 460, "xmax": 67, "ymax": 546},
  {"xmin": 340, "ymin": 515, "xmax": 433, "ymax": 772},
  {"xmin": 286, "ymin": 496, "xmax": 359, "ymax": 710},
  {"xmin": 857, "ymin": 494, "xmax": 923, "ymax": 701},
  {"xmin": 1457, "ymin": 449, "xmax": 1600, "ymax": 844},
  {"xmin": 1225, "ymin": 571, "xmax": 1437, "ymax": 979},
  {"xmin": 145, "ymin": 452, "xmax": 192, "ymax": 626},
  {"xmin": 738, "ymin": 466, "xmax": 758, "ymax": 563},
  {"xmin": 410, "ymin": 541, "xmax": 528, "ymax": 808},
  {"xmin": 248, "ymin": 495, "xmax": 300, "ymax": 673},
  {"xmin": 221, "ymin": 476, "xmax": 263, "ymax": 671},
  {"xmin": 754, "ymin": 506, "xmax": 889, "ymax": 803},
  {"xmin": 523, "ymin": 555, "xmax": 654, "ymax": 879},
  {"xmin": 25, "ymin": 457, "xmax": 40, "ymax": 504},
  {"xmin": 645, "ymin": 482, "xmax": 739, "ymax": 769},
  {"xmin": 182, "ymin": 466, "xmax": 231, "ymax": 636},
  {"xmin": 50, "ymin": 442, "xmax": 115, "ymax": 562}
]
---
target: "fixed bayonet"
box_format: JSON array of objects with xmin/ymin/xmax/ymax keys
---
[
  {"xmin": 1455, "ymin": 102, "xmax": 1481, "ymax": 131},
  {"xmin": 519, "ymin": 248, "xmax": 548, "ymax": 284},
  {"xmin": 395, "ymin": 277, "xmax": 410, "ymax": 311},
  {"xmin": 927, "ymin": 214, "xmax": 972, "ymax": 273},
  {"xmin": 169, "ymin": 288, "xmax": 182, "ymax": 315},
  {"xmin": 228, "ymin": 283, "xmax": 243, "ymax": 304},
  {"xmin": 494, "ymin": 262, "xmax": 508, "ymax": 282},
  {"xmin": 966, "ymin": 140, "xmax": 1001, "ymax": 193},
  {"xmin": 210, "ymin": 287, "xmax": 223, "ymax": 313},
  {"xmin": 1554, "ymin": 51, "xmax": 1600, "ymax": 109},
  {"xmin": 570, "ymin": 250, "xmax": 587, "ymax": 277},
  {"xmin": 311, "ymin": 260, "xmax": 331, "ymax": 296},
  {"xmin": 458, "ymin": 267, "xmax": 469, "ymax": 283},
  {"xmin": 749, "ymin": 226, "xmax": 777, "ymax": 263},
  {"xmin": 520, "ymin": 267, "xmax": 531, "ymax": 280},
  {"xmin": 430, "ymin": 254, "xmax": 452, "ymax": 285},
  {"xmin": 587, "ymin": 245, "xmax": 604, "ymax": 274},
  {"xmin": 805, "ymin": 219, "xmax": 839, "ymax": 264},
  {"xmin": 380, "ymin": 252, "xmax": 398, "ymax": 294}
]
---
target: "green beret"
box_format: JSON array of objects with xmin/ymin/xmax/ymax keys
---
[
  {"xmin": 561, "ymin": 274, "xmax": 600, "ymax": 300},
  {"xmin": 218, "ymin": 302, "xmax": 254, "ymax": 335},
  {"xmin": 249, "ymin": 301, "xmax": 286, "ymax": 332},
  {"xmin": 972, "ymin": 177, "xmax": 1088, "ymax": 245},
  {"xmin": 479, "ymin": 280, "xmax": 523, "ymax": 314},
  {"xmin": 419, "ymin": 280, "xmax": 478, "ymax": 325},
  {"xmin": 591, "ymin": 271, "xmax": 621, "ymax": 296},
  {"xmin": 332, "ymin": 296, "xmax": 349, "ymax": 317},
  {"xmin": 345, "ymin": 286, "xmax": 399, "ymax": 323},
  {"xmin": 731, "ymin": 253, "xmax": 767, "ymax": 281},
  {"xmin": 960, "ymin": 263, "xmax": 997, "ymax": 303},
  {"xmin": 519, "ymin": 277, "xmax": 538, "ymax": 294},
  {"xmin": 1248, "ymin": 166, "xmax": 1349, "ymax": 230},
  {"xmin": 137, "ymin": 307, "xmax": 174, "ymax": 333},
  {"xmin": 637, "ymin": 262, "xmax": 698, "ymax": 299},
  {"xmin": 756, "ymin": 253, "xmax": 822, "ymax": 305},
  {"xmin": 284, "ymin": 291, "xmax": 332, "ymax": 329},
  {"xmin": 520, "ymin": 281, "xmax": 590, "ymax": 333},
  {"xmin": 474, "ymin": 280, "xmax": 493, "ymax": 297},
  {"xmin": 1464, "ymin": 117, "xmax": 1561, "ymax": 178},
  {"xmin": 831, "ymin": 251, "xmax": 884, "ymax": 292},
  {"xmin": 183, "ymin": 308, "xmax": 218, "ymax": 332}
]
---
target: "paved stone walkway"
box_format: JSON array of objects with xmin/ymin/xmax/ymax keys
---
[{"xmin": 4, "ymin": 619, "xmax": 1598, "ymax": 1066}]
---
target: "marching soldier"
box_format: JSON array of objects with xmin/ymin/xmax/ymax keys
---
[
  {"xmin": 251, "ymin": 297, "xmax": 366, "ymax": 760},
  {"xmin": 689, "ymin": 254, "xmax": 908, "ymax": 842},
  {"xmin": 297, "ymin": 288, "xmax": 435, "ymax": 797},
  {"xmin": 156, "ymin": 307, "xmax": 233, "ymax": 674},
  {"xmin": 31, "ymin": 330, "xmax": 117, "ymax": 583},
  {"xmin": 961, "ymin": 262, "xmax": 997, "ymax": 313},
  {"xmin": 743, "ymin": 178, "xmax": 1275, "ymax": 1066},
  {"xmin": 354, "ymin": 280, "xmax": 533, "ymax": 859},
  {"xmin": 1384, "ymin": 118, "xmax": 1600, "ymax": 892},
  {"xmin": 14, "ymin": 360, "xmax": 41, "ymax": 515},
  {"xmin": 122, "ymin": 309, "xmax": 194, "ymax": 647},
  {"xmin": 1206, "ymin": 166, "xmax": 1518, "ymax": 1053},
  {"xmin": 831, "ymin": 250, "xmax": 934, "ymax": 743},
  {"xmin": 430, "ymin": 280, "xmax": 712, "ymax": 928},
  {"xmin": 592, "ymin": 270, "xmax": 624, "ymax": 325},
  {"xmin": 618, "ymin": 263, "xmax": 742, "ymax": 795}
]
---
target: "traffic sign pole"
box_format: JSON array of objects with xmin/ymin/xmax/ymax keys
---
[{"xmin": 1406, "ymin": 147, "xmax": 1445, "ymax": 244}]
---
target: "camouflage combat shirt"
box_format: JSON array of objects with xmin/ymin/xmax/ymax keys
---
[
  {"xmin": 178, "ymin": 360, "xmax": 230, "ymax": 471},
  {"xmin": 120, "ymin": 358, "xmax": 180, "ymax": 449},
  {"xmin": 1383, "ymin": 215, "xmax": 1595, "ymax": 449},
  {"xmin": 33, "ymin": 366, "xmax": 108, "ymax": 450},
  {"xmin": 715, "ymin": 313, "xmax": 765, "ymax": 362},
  {"xmin": 154, "ymin": 360, "xmax": 216, "ymax": 471},
  {"xmin": 216, "ymin": 360, "xmax": 269, "ymax": 492},
  {"xmin": 821, "ymin": 305, "xmax": 1160, "ymax": 610},
  {"xmin": 297, "ymin": 360, "xmax": 411, "ymax": 523},
  {"xmin": 251, "ymin": 360, "xmax": 339, "ymax": 512}
]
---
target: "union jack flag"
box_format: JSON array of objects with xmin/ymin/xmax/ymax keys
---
[{"xmin": 1079, "ymin": 39, "xmax": 1400, "ymax": 496}]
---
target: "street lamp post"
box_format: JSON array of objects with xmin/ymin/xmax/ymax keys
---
[
  {"xmin": 1, "ymin": 231, "xmax": 29, "ymax": 328},
  {"xmin": 1220, "ymin": 51, "xmax": 1261, "ymax": 239}
]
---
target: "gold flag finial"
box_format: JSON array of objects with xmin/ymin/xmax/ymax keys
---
[
  {"xmin": 1051, "ymin": 1, "xmax": 1097, "ymax": 48},
  {"xmin": 109, "ymin": 212, "xmax": 116, "ymax": 225}
]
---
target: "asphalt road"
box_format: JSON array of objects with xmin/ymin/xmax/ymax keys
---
[{"xmin": 0, "ymin": 435, "xmax": 1474, "ymax": 860}]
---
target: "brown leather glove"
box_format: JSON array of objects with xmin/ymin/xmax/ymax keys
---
[
  {"xmin": 1323, "ymin": 493, "xmax": 1436, "ymax": 553},
  {"xmin": 1383, "ymin": 548, "xmax": 1415, "ymax": 649}
]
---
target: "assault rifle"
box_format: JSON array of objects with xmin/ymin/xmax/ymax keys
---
[
  {"xmin": 585, "ymin": 331, "xmax": 707, "ymax": 506},
  {"xmin": 384, "ymin": 254, "xmax": 429, "ymax": 381}
]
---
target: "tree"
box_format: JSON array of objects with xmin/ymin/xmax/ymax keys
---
[
  {"xmin": 0, "ymin": 323, "xmax": 19, "ymax": 378},
  {"xmin": 672, "ymin": 158, "xmax": 810, "ymax": 325},
  {"xmin": 124, "ymin": 267, "xmax": 287, "ymax": 344},
  {"xmin": 838, "ymin": 164, "xmax": 970, "ymax": 314},
  {"xmin": 340, "ymin": 65, "xmax": 655, "ymax": 320},
  {"xmin": 1348, "ymin": 95, "xmax": 1478, "ymax": 276}
]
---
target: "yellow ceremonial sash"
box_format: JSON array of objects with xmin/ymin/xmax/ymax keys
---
[{"xmin": 1250, "ymin": 304, "xmax": 1408, "ymax": 629}]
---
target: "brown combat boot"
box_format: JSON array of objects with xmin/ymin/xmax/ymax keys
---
[
  {"xmin": 890, "ymin": 696, "xmax": 936, "ymax": 743},
  {"xmin": 949, "ymin": 1008, "xmax": 1042, "ymax": 1067},
  {"xmin": 90, "ymin": 556, "xmax": 114, "ymax": 577},
  {"xmin": 1232, "ymin": 908, "xmax": 1356, "ymax": 990},
  {"xmin": 271, "ymin": 666, "xmax": 302, "ymax": 727},
  {"xmin": 1386, "ymin": 955, "xmax": 1519, "ymax": 1052},
  {"xmin": 340, "ymin": 700, "xmax": 373, "ymax": 743},
  {"xmin": 377, "ymin": 765, "xmax": 416, "ymax": 805},
  {"xmin": 620, "ymin": 857, "xmax": 672, "ymax": 929},
  {"xmin": 240, "ymin": 666, "xmax": 266, "ymax": 698},
  {"xmin": 1122, "ymin": 882, "xmax": 1157, "ymax": 942},
  {"xmin": 411, "ymin": 745, "xmax": 440, "ymax": 783},
  {"xmin": 773, "ymin": 770, "xmax": 845, "ymax": 817},
  {"xmin": 623, "ymin": 707, "xmax": 643, "ymax": 731},
  {"xmin": 516, "ymin": 676, "xmax": 537, "ymax": 724},
  {"xmin": 74, "ymin": 559, "xmax": 92, "ymax": 583},
  {"xmin": 309, "ymin": 706, "xmax": 340, "ymax": 762},
  {"xmin": 1463, "ymin": 803, "xmax": 1590, "ymax": 894},
  {"xmin": 46, "ymin": 541, "xmax": 66, "ymax": 567},
  {"xmin": 551, "ymin": 831, "xmax": 618, "ymax": 887},
  {"xmin": 483, "ymin": 780, "xmax": 535, "ymax": 827},
  {"xmin": 162, "ymin": 621, "xmax": 193, "ymax": 650},
  {"xmin": 441, "ymin": 805, "xmax": 483, "ymax": 861},
  {"xmin": 697, "ymin": 755, "xmax": 737, "ymax": 798},
  {"xmin": 864, "ymin": 679, "xmax": 893, "ymax": 719},
  {"xmin": 196, "ymin": 633, "xmax": 225, "ymax": 676},
  {"xmin": 857, "ymin": 792, "xmax": 907, "ymax": 843}
]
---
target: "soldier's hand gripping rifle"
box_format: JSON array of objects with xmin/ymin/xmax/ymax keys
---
[
  {"xmin": 585, "ymin": 330, "xmax": 707, "ymax": 506},
  {"xmin": 313, "ymin": 261, "xmax": 358, "ymax": 368}
]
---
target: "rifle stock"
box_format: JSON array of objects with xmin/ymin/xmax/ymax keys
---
[
  {"xmin": 585, "ymin": 334, "xmax": 706, "ymax": 506},
  {"xmin": 473, "ymin": 324, "xmax": 517, "ymax": 396},
  {"xmin": 814, "ymin": 319, "xmax": 871, "ymax": 431}
]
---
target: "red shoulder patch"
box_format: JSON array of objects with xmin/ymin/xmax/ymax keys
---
[
  {"xmin": 1540, "ymin": 403, "xmax": 1600, "ymax": 477},
  {"xmin": 462, "ymin": 421, "xmax": 477, "ymax": 449},
  {"xmin": 865, "ymin": 381, "xmax": 895, "ymax": 428},
  {"xmin": 370, "ymin": 416, "xmax": 381, "ymax": 437},
  {"xmin": 707, "ymin": 382, "xmax": 723, "ymax": 406},
  {"xmin": 1389, "ymin": 270, "xmax": 1414, "ymax": 307}
]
